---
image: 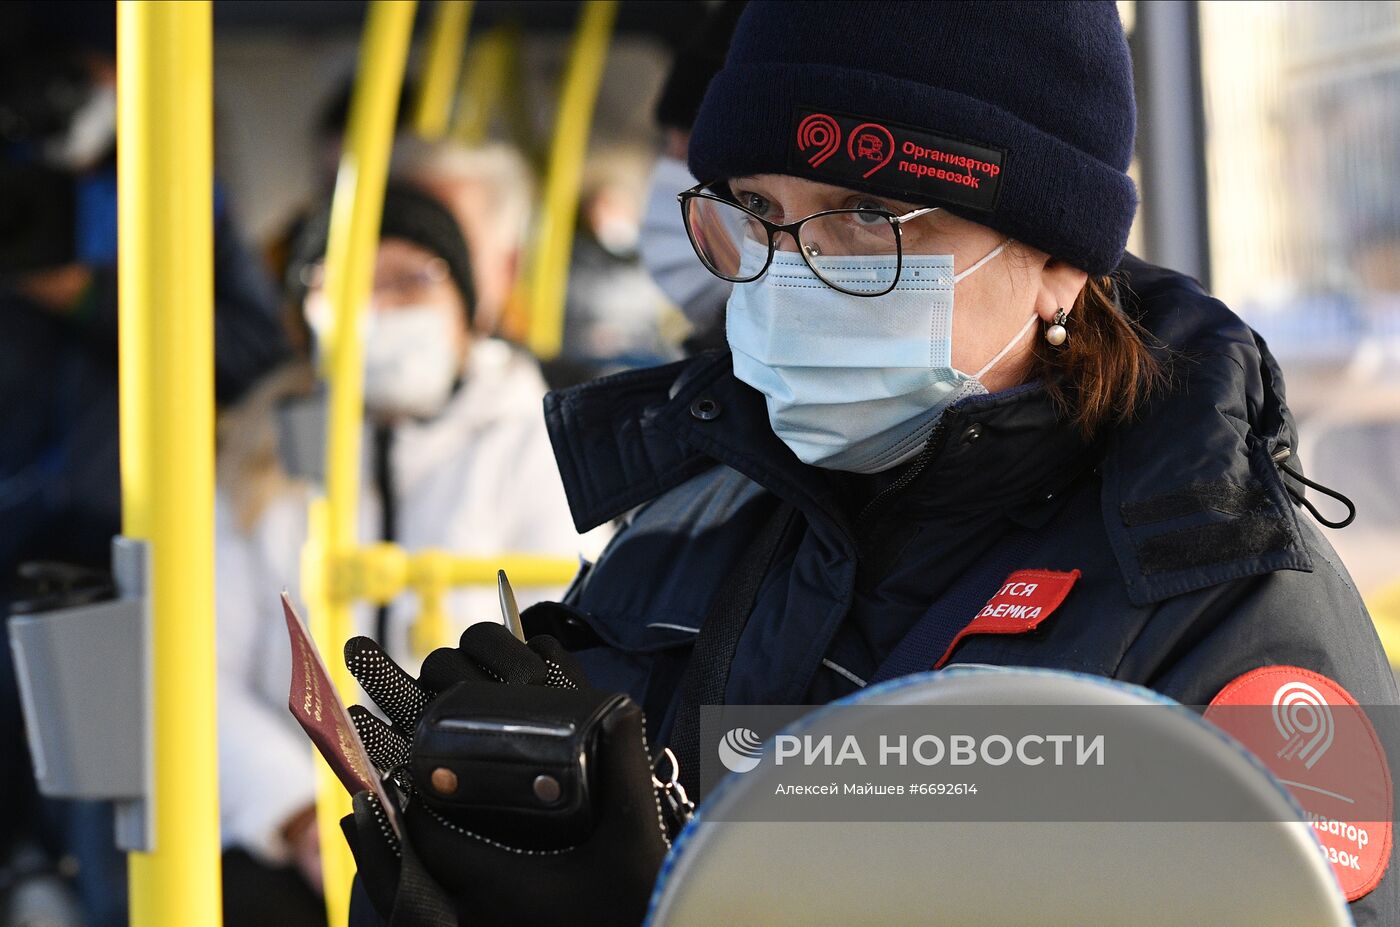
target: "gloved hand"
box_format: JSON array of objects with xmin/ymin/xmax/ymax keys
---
[
  {"xmin": 341, "ymin": 623, "xmax": 589, "ymax": 794},
  {"xmin": 340, "ymin": 623, "xmax": 690, "ymax": 927}
]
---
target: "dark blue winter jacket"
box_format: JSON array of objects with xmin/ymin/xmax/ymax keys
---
[{"xmin": 530, "ymin": 255, "xmax": 1399, "ymax": 923}]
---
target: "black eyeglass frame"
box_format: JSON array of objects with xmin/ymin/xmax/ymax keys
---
[{"xmin": 676, "ymin": 182, "xmax": 941, "ymax": 298}]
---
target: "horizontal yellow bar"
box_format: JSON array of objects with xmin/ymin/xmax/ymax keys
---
[
  {"xmin": 418, "ymin": 552, "xmax": 580, "ymax": 588},
  {"xmin": 331, "ymin": 545, "xmax": 579, "ymax": 605}
]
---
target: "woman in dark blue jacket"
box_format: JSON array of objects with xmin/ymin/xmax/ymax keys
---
[{"xmin": 344, "ymin": 4, "xmax": 1398, "ymax": 924}]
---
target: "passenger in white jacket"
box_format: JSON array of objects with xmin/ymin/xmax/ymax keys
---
[{"xmin": 214, "ymin": 182, "xmax": 593, "ymax": 925}]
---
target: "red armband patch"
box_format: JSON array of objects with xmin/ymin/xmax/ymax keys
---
[
  {"xmin": 933, "ymin": 569, "xmax": 1080, "ymax": 669},
  {"xmin": 1204, "ymin": 665, "xmax": 1393, "ymax": 901}
]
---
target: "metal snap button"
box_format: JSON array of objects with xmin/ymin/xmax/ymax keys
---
[
  {"xmin": 962, "ymin": 423, "xmax": 983, "ymax": 444},
  {"xmin": 533, "ymin": 773, "xmax": 563, "ymax": 804},
  {"xmin": 690, "ymin": 397, "xmax": 722, "ymax": 421}
]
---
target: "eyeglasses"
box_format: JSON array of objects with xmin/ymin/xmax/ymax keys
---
[
  {"xmin": 677, "ymin": 182, "xmax": 941, "ymax": 297},
  {"xmin": 301, "ymin": 257, "xmax": 450, "ymax": 302}
]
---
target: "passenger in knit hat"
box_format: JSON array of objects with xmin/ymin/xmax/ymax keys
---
[
  {"xmin": 287, "ymin": 181, "xmax": 477, "ymax": 327},
  {"xmin": 288, "ymin": 181, "xmax": 479, "ymax": 421},
  {"xmin": 218, "ymin": 186, "xmax": 589, "ymax": 926}
]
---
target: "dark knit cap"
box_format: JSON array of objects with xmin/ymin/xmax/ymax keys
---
[
  {"xmin": 287, "ymin": 181, "xmax": 476, "ymax": 322},
  {"xmin": 688, "ymin": 1, "xmax": 1137, "ymax": 275}
]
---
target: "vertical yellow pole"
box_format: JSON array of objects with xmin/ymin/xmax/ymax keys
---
[
  {"xmin": 1368, "ymin": 579, "xmax": 1400, "ymax": 669},
  {"xmin": 525, "ymin": 0, "xmax": 619, "ymax": 359},
  {"xmin": 309, "ymin": 2, "xmax": 417, "ymax": 923},
  {"xmin": 450, "ymin": 23, "xmax": 540, "ymax": 169},
  {"xmin": 450, "ymin": 24, "xmax": 508, "ymax": 147},
  {"xmin": 117, "ymin": 3, "xmax": 222, "ymax": 926},
  {"xmin": 412, "ymin": 0, "xmax": 473, "ymax": 139}
]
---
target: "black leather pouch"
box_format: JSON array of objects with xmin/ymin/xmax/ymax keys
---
[{"xmin": 410, "ymin": 680, "xmax": 625, "ymax": 849}]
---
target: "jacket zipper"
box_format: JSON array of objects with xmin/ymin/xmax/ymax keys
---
[{"xmin": 854, "ymin": 418, "xmax": 951, "ymax": 531}]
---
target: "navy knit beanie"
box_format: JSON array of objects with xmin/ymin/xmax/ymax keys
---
[
  {"xmin": 689, "ymin": 1, "xmax": 1137, "ymax": 276},
  {"xmin": 288, "ymin": 181, "xmax": 476, "ymax": 323}
]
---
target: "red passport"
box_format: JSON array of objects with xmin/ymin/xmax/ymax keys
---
[{"xmin": 282, "ymin": 593, "xmax": 400, "ymax": 835}]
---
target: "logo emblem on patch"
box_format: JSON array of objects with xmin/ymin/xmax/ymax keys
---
[
  {"xmin": 846, "ymin": 122, "xmax": 895, "ymax": 178},
  {"xmin": 790, "ymin": 106, "xmax": 1006, "ymax": 212},
  {"xmin": 1206, "ymin": 666, "xmax": 1393, "ymax": 901},
  {"xmin": 1272, "ymin": 680, "xmax": 1335, "ymax": 769},
  {"xmin": 796, "ymin": 112, "xmax": 841, "ymax": 168}
]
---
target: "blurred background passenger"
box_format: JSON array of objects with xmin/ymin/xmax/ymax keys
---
[
  {"xmin": 392, "ymin": 137, "xmax": 534, "ymax": 339},
  {"xmin": 550, "ymin": 144, "xmax": 684, "ymax": 386},
  {"xmin": 0, "ymin": 4, "xmax": 286, "ymax": 925},
  {"xmin": 638, "ymin": 0, "xmax": 745, "ymax": 354},
  {"xmin": 215, "ymin": 180, "xmax": 590, "ymax": 926}
]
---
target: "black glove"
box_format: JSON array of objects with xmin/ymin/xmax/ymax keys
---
[
  {"xmin": 342, "ymin": 623, "xmax": 588, "ymax": 793},
  {"xmin": 340, "ymin": 623, "xmax": 691, "ymax": 927}
]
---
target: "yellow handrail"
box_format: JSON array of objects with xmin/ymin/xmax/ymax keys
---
[
  {"xmin": 450, "ymin": 21, "xmax": 542, "ymax": 173},
  {"xmin": 117, "ymin": 3, "xmax": 222, "ymax": 926},
  {"xmin": 411, "ymin": 0, "xmax": 474, "ymax": 139},
  {"xmin": 451, "ymin": 20, "xmax": 537, "ymax": 342},
  {"xmin": 525, "ymin": 0, "xmax": 620, "ymax": 359},
  {"xmin": 1367, "ymin": 578, "xmax": 1400, "ymax": 670},
  {"xmin": 306, "ymin": 2, "xmax": 418, "ymax": 923},
  {"xmin": 450, "ymin": 22, "xmax": 511, "ymax": 147},
  {"xmin": 333, "ymin": 547, "xmax": 579, "ymax": 657}
]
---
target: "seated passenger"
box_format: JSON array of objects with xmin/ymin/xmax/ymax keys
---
[{"xmin": 214, "ymin": 182, "xmax": 590, "ymax": 926}]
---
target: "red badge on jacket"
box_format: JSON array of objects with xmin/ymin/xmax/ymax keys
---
[
  {"xmin": 933, "ymin": 569, "xmax": 1080, "ymax": 669},
  {"xmin": 1205, "ymin": 666, "xmax": 1393, "ymax": 901}
]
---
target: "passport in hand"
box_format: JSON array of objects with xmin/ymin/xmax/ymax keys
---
[{"xmin": 282, "ymin": 592, "xmax": 400, "ymax": 836}]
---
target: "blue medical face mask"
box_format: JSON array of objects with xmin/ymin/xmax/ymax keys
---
[
  {"xmin": 639, "ymin": 156, "xmax": 732, "ymax": 333},
  {"xmin": 726, "ymin": 237, "xmax": 1032, "ymax": 474}
]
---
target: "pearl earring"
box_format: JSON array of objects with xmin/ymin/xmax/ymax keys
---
[{"xmin": 1045, "ymin": 308, "xmax": 1069, "ymax": 346}]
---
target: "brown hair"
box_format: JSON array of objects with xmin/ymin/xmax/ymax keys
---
[{"xmin": 1026, "ymin": 274, "xmax": 1166, "ymax": 440}]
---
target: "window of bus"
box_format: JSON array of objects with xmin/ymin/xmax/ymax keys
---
[{"xmin": 1199, "ymin": 0, "xmax": 1400, "ymax": 614}]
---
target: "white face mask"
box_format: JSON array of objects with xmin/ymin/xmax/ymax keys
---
[
  {"xmin": 726, "ymin": 237, "xmax": 1032, "ymax": 474},
  {"xmin": 639, "ymin": 156, "xmax": 732, "ymax": 333},
  {"xmin": 44, "ymin": 84, "xmax": 116, "ymax": 171},
  {"xmin": 310, "ymin": 304, "xmax": 463, "ymax": 420}
]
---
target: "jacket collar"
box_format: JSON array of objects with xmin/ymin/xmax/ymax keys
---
[
  {"xmin": 1102, "ymin": 256, "xmax": 1312, "ymax": 605},
  {"xmin": 544, "ymin": 256, "xmax": 1314, "ymax": 603},
  {"xmin": 546, "ymin": 353, "xmax": 1083, "ymax": 541}
]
